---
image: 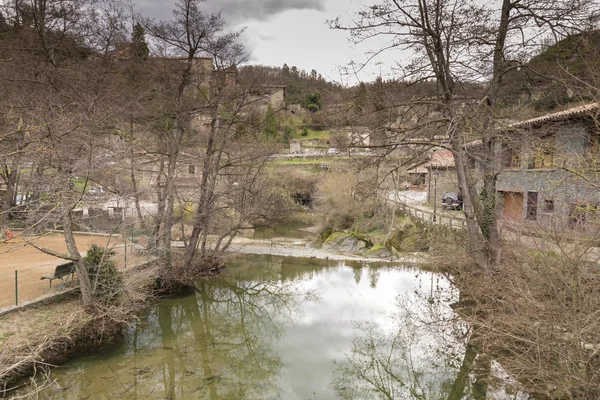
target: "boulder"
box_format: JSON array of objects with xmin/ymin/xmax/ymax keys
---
[
  {"xmin": 322, "ymin": 233, "xmax": 369, "ymax": 253},
  {"xmin": 366, "ymin": 246, "xmax": 394, "ymax": 259},
  {"xmin": 386, "ymin": 219, "xmax": 430, "ymax": 253}
]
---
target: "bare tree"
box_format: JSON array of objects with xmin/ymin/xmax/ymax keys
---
[
  {"xmin": 331, "ymin": 0, "xmax": 597, "ymax": 268},
  {"xmin": 0, "ymin": 0, "xmax": 132, "ymax": 308}
]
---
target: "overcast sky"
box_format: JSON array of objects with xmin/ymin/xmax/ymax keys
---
[{"xmin": 136, "ymin": 0, "xmax": 397, "ymax": 85}]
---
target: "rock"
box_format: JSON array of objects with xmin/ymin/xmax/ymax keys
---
[
  {"xmin": 386, "ymin": 220, "xmax": 430, "ymax": 253},
  {"xmin": 322, "ymin": 233, "xmax": 369, "ymax": 253},
  {"xmin": 366, "ymin": 246, "xmax": 394, "ymax": 259}
]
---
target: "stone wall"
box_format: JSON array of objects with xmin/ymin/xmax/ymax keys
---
[
  {"xmin": 497, "ymin": 119, "xmax": 599, "ymax": 229},
  {"xmin": 426, "ymin": 168, "xmax": 459, "ymax": 204}
]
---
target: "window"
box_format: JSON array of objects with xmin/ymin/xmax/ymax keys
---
[
  {"xmin": 528, "ymin": 135, "xmax": 555, "ymax": 169},
  {"xmin": 528, "ymin": 148, "xmax": 554, "ymax": 169},
  {"xmin": 526, "ymin": 191, "xmax": 538, "ymax": 220},
  {"xmin": 589, "ymin": 129, "xmax": 600, "ymax": 154},
  {"xmin": 543, "ymin": 199, "xmax": 554, "ymax": 212},
  {"xmin": 569, "ymin": 203, "xmax": 599, "ymax": 229},
  {"xmin": 501, "ymin": 144, "xmax": 521, "ymax": 168},
  {"xmin": 587, "ymin": 129, "xmax": 600, "ymax": 167},
  {"xmin": 188, "ymin": 165, "xmax": 196, "ymax": 175}
]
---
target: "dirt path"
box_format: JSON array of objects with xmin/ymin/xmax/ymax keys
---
[{"xmin": 0, "ymin": 234, "xmax": 125, "ymax": 309}]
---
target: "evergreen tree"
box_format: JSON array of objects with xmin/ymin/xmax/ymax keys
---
[
  {"xmin": 355, "ymin": 82, "xmax": 369, "ymax": 112},
  {"xmin": 305, "ymin": 92, "xmax": 322, "ymax": 112},
  {"xmin": 263, "ymin": 104, "xmax": 278, "ymax": 141},
  {"xmin": 132, "ymin": 23, "xmax": 149, "ymax": 60}
]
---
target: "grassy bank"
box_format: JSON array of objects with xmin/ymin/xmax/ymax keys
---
[{"xmin": 0, "ymin": 260, "xmax": 162, "ymax": 395}]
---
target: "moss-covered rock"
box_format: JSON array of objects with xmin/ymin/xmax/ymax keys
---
[
  {"xmin": 365, "ymin": 244, "xmax": 394, "ymax": 259},
  {"xmin": 385, "ymin": 217, "xmax": 430, "ymax": 253},
  {"xmin": 322, "ymin": 232, "xmax": 369, "ymax": 253}
]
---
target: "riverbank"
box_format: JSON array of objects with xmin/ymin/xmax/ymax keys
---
[
  {"xmin": 0, "ymin": 260, "xmax": 162, "ymax": 395},
  {"xmin": 0, "ymin": 236, "xmax": 417, "ymax": 396},
  {"xmin": 226, "ymin": 236, "xmax": 424, "ymax": 263}
]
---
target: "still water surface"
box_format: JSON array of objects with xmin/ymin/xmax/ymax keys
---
[{"xmin": 28, "ymin": 254, "xmax": 484, "ymax": 400}]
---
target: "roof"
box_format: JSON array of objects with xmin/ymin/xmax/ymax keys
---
[
  {"xmin": 508, "ymin": 103, "xmax": 599, "ymax": 128},
  {"xmin": 426, "ymin": 149, "xmax": 455, "ymax": 168},
  {"xmin": 407, "ymin": 167, "xmax": 427, "ymax": 174}
]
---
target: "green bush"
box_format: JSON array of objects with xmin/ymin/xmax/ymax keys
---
[
  {"xmin": 84, "ymin": 244, "xmax": 123, "ymax": 305},
  {"xmin": 306, "ymin": 103, "xmax": 319, "ymax": 112},
  {"xmin": 301, "ymin": 127, "xmax": 309, "ymax": 136}
]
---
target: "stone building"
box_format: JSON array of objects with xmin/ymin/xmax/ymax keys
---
[
  {"xmin": 496, "ymin": 103, "xmax": 600, "ymax": 230},
  {"xmin": 247, "ymin": 85, "xmax": 286, "ymax": 112},
  {"xmin": 289, "ymin": 139, "xmax": 302, "ymax": 154},
  {"xmin": 424, "ymin": 149, "xmax": 459, "ymax": 203}
]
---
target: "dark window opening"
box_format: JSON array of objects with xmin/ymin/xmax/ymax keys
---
[
  {"xmin": 543, "ymin": 199, "xmax": 554, "ymax": 212},
  {"xmin": 528, "ymin": 135, "xmax": 555, "ymax": 169},
  {"xmin": 526, "ymin": 191, "xmax": 538, "ymax": 220},
  {"xmin": 410, "ymin": 173, "xmax": 426, "ymax": 186},
  {"xmin": 569, "ymin": 204, "xmax": 587, "ymax": 229},
  {"xmin": 569, "ymin": 203, "xmax": 599, "ymax": 229},
  {"xmin": 589, "ymin": 129, "xmax": 600, "ymax": 154},
  {"xmin": 501, "ymin": 144, "xmax": 521, "ymax": 168}
]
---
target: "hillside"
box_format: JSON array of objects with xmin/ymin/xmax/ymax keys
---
[{"xmin": 499, "ymin": 30, "xmax": 600, "ymax": 116}]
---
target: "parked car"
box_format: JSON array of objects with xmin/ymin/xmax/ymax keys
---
[
  {"xmin": 441, "ymin": 192, "xmax": 463, "ymax": 210},
  {"xmin": 327, "ymin": 148, "xmax": 339, "ymax": 155}
]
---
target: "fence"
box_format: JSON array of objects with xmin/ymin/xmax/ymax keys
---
[
  {"xmin": 384, "ymin": 198, "xmax": 467, "ymax": 230},
  {"xmin": 0, "ymin": 264, "xmax": 78, "ymax": 309}
]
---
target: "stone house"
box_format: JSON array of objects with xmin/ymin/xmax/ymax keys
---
[
  {"xmin": 347, "ymin": 126, "xmax": 371, "ymax": 147},
  {"xmin": 289, "ymin": 139, "xmax": 302, "ymax": 154},
  {"xmin": 246, "ymin": 85, "xmax": 286, "ymax": 112},
  {"xmin": 496, "ymin": 103, "xmax": 600, "ymax": 230},
  {"xmin": 401, "ymin": 103, "xmax": 600, "ymax": 230},
  {"xmin": 424, "ymin": 149, "xmax": 459, "ymax": 203}
]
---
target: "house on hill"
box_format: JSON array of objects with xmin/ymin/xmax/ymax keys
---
[
  {"xmin": 497, "ymin": 103, "xmax": 600, "ymax": 229},
  {"xmin": 247, "ymin": 85, "xmax": 286, "ymax": 112},
  {"xmin": 411, "ymin": 103, "xmax": 600, "ymax": 230}
]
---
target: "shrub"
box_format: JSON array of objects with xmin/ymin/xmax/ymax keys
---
[{"xmin": 84, "ymin": 244, "xmax": 123, "ymax": 305}]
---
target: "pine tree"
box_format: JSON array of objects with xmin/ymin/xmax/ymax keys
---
[{"xmin": 132, "ymin": 23, "xmax": 149, "ymax": 60}]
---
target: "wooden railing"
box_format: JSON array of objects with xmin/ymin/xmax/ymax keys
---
[{"xmin": 384, "ymin": 198, "xmax": 467, "ymax": 230}]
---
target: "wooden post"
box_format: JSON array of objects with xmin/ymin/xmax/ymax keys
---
[{"xmin": 14, "ymin": 270, "xmax": 18, "ymax": 306}]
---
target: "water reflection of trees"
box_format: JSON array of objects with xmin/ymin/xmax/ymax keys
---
[
  {"xmin": 148, "ymin": 267, "xmax": 307, "ymax": 399},
  {"xmin": 331, "ymin": 275, "xmax": 509, "ymax": 400},
  {"xmin": 43, "ymin": 256, "xmax": 312, "ymax": 400}
]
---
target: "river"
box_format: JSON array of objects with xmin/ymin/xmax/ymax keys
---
[{"xmin": 15, "ymin": 253, "xmax": 522, "ymax": 399}]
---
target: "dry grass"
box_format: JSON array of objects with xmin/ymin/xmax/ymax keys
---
[
  {"xmin": 0, "ymin": 259, "xmax": 160, "ymax": 395},
  {"xmin": 427, "ymin": 222, "xmax": 600, "ymax": 399}
]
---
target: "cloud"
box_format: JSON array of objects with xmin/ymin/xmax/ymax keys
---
[
  {"xmin": 204, "ymin": 0, "xmax": 326, "ymax": 24},
  {"xmin": 136, "ymin": 0, "xmax": 326, "ymax": 24}
]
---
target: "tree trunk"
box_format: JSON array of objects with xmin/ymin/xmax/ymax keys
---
[
  {"xmin": 61, "ymin": 202, "xmax": 94, "ymax": 308},
  {"xmin": 184, "ymin": 103, "xmax": 220, "ymax": 269},
  {"xmin": 129, "ymin": 124, "xmax": 146, "ymax": 231},
  {"xmin": 0, "ymin": 162, "xmax": 20, "ymax": 227},
  {"xmin": 154, "ymin": 155, "xmax": 167, "ymax": 241}
]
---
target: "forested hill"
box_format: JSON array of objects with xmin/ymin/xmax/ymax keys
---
[
  {"xmin": 499, "ymin": 30, "xmax": 600, "ymax": 116},
  {"xmin": 239, "ymin": 65, "xmax": 349, "ymax": 108}
]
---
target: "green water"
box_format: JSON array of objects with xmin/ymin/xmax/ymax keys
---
[{"xmin": 19, "ymin": 254, "xmax": 507, "ymax": 399}]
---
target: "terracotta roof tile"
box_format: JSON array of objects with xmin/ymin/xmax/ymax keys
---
[
  {"xmin": 508, "ymin": 103, "xmax": 599, "ymax": 128},
  {"xmin": 426, "ymin": 149, "xmax": 455, "ymax": 168}
]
